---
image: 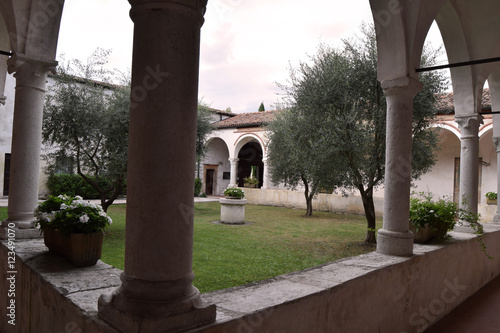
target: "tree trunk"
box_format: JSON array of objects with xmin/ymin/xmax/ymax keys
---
[
  {"xmin": 301, "ymin": 175, "xmax": 313, "ymax": 217},
  {"xmin": 359, "ymin": 186, "xmax": 377, "ymax": 244},
  {"xmin": 305, "ymin": 195, "xmax": 313, "ymax": 216}
]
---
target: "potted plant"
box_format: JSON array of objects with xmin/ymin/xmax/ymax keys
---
[
  {"xmin": 485, "ymin": 192, "xmax": 497, "ymax": 205},
  {"xmin": 223, "ymin": 187, "xmax": 245, "ymax": 199},
  {"xmin": 243, "ymin": 176, "xmax": 259, "ymax": 188},
  {"xmin": 409, "ymin": 192, "xmax": 458, "ymax": 243},
  {"xmin": 34, "ymin": 194, "xmax": 113, "ymax": 266}
]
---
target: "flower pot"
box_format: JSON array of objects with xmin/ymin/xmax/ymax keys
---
[
  {"xmin": 409, "ymin": 223, "xmax": 433, "ymax": 244},
  {"xmin": 225, "ymin": 196, "xmax": 242, "ymax": 199},
  {"xmin": 43, "ymin": 227, "xmax": 103, "ymax": 266},
  {"xmin": 244, "ymin": 183, "xmax": 256, "ymax": 188},
  {"xmin": 487, "ymin": 198, "xmax": 497, "ymax": 205}
]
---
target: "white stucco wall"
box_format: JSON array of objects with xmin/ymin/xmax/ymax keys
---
[{"xmin": 0, "ymin": 73, "xmax": 15, "ymax": 197}]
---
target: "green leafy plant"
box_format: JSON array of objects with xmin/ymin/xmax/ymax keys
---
[
  {"xmin": 223, "ymin": 187, "xmax": 245, "ymax": 199},
  {"xmin": 409, "ymin": 192, "xmax": 457, "ymax": 240},
  {"xmin": 243, "ymin": 176, "xmax": 259, "ymax": 185},
  {"xmin": 410, "ymin": 191, "xmax": 491, "ymax": 259},
  {"xmin": 34, "ymin": 195, "xmax": 112, "ymax": 235},
  {"xmin": 485, "ymin": 192, "xmax": 497, "ymax": 200},
  {"xmin": 194, "ymin": 177, "xmax": 203, "ymax": 197}
]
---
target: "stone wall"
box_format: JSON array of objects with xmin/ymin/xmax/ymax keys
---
[
  {"xmin": 244, "ymin": 188, "xmax": 498, "ymax": 222},
  {"xmin": 0, "ymin": 239, "xmax": 120, "ymax": 333}
]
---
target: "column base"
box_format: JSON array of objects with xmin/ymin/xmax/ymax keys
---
[
  {"xmin": 493, "ymin": 212, "xmax": 500, "ymax": 223},
  {"xmin": 0, "ymin": 225, "xmax": 42, "ymax": 240},
  {"xmin": 376, "ymin": 229, "xmax": 414, "ymax": 256},
  {"xmin": 453, "ymin": 222, "xmax": 476, "ymax": 233},
  {"xmin": 98, "ymin": 274, "xmax": 216, "ymax": 332}
]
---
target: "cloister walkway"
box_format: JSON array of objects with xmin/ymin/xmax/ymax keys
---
[{"xmin": 425, "ymin": 273, "xmax": 500, "ymax": 332}]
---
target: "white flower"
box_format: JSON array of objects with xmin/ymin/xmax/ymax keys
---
[
  {"xmin": 429, "ymin": 210, "xmax": 434, "ymax": 213},
  {"xmin": 75, "ymin": 195, "xmax": 83, "ymax": 201},
  {"xmin": 60, "ymin": 203, "xmax": 68, "ymax": 210},
  {"xmin": 79, "ymin": 214, "xmax": 90, "ymax": 223}
]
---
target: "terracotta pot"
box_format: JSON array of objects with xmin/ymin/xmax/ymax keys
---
[
  {"xmin": 43, "ymin": 227, "xmax": 103, "ymax": 266},
  {"xmin": 409, "ymin": 223, "xmax": 433, "ymax": 244},
  {"xmin": 487, "ymin": 198, "xmax": 497, "ymax": 205}
]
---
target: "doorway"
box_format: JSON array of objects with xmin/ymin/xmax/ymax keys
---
[{"xmin": 204, "ymin": 164, "xmax": 218, "ymax": 195}]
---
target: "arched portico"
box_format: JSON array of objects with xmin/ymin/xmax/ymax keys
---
[
  {"xmin": 232, "ymin": 134, "xmax": 267, "ymax": 188},
  {"xmin": 371, "ymin": 0, "xmax": 500, "ymax": 255},
  {"xmin": 0, "ymin": 1, "xmax": 63, "ymax": 239},
  {"xmin": 203, "ymin": 137, "xmax": 230, "ymax": 195}
]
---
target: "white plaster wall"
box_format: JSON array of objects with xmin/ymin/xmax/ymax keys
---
[
  {"xmin": 0, "ymin": 74, "xmax": 15, "ymax": 196},
  {"xmin": 480, "ymin": 129, "xmax": 496, "ymax": 197},
  {"xmin": 412, "ymin": 129, "xmax": 461, "ymax": 199}
]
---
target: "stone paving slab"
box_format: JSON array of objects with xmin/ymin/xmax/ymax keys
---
[{"xmin": 204, "ymin": 279, "xmax": 324, "ymax": 314}]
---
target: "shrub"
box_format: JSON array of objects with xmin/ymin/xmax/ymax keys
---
[
  {"xmin": 194, "ymin": 178, "xmax": 203, "ymax": 197},
  {"xmin": 47, "ymin": 174, "xmax": 126, "ymax": 199}
]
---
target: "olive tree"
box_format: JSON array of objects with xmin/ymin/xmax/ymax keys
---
[{"xmin": 268, "ymin": 25, "xmax": 446, "ymax": 242}]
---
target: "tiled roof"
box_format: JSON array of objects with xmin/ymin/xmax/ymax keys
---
[
  {"xmin": 435, "ymin": 88, "xmax": 491, "ymax": 114},
  {"xmin": 217, "ymin": 89, "xmax": 493, "ymax": 129},
  {"xmin": 209, "ymin": 108, "xmax": 236, "ymax": 117},
  {"xmin": 214, "ymin": 110, "xmax": 277, "ymax": 128}
]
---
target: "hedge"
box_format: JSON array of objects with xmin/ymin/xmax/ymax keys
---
[{"xmin": 46, "ymin": 173, "xmax": 126, "ymax": 199}]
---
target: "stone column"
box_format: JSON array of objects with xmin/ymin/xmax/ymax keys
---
[
  {"xmin": 98, "ymin": 0, "xmax": 216, "ymax": 331},
  {"xmin": 262, "ymin": 157, "xmax": 270, "ymax": 189},
  {"xmin": 0, "ymin": 54, "xmax": 56, "ymax": 240},
  {"xmin": 455, "ymin": 114, "xmax": 482, "ymax": 220},
  {"xmin": 229, "ymin": 157, "xmax": 238, "ymax": 188},
  {"xmin": 377, "ymin": 77, "xmax": 422, "ymax": 256},
  {"xmin": 493, "ymin": 137, "xmax": 500, "ymax": 222}
]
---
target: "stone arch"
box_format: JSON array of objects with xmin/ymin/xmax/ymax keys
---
[
  {"xmin": 203, "ymin": 137, "xmax": 231, "ymax": 195},
  {"xmin": 234, "ymin": 134, "xmax": 265, "ymax": 188},
  {"xmin": 371, "ymin": 0, "xmax": 445, "ymax": 82}
]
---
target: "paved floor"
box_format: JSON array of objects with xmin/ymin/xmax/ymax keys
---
[{"xmin": 425, "ymin": 274, "xmax": 500, "ymax": 332}]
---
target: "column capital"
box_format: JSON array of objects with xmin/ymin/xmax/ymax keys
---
[
  {"xmin": 229, "ymin": 157, "xmax": 239, "ymax": 164},
  {"xmin": 380, "ymin": 76, "xmax": 423, "ymax": 98},
  {"xmin": 129, "ymin": 0, "xmax": 207, "ymax": 25},
  {"xmin": 7, "ymin": 53, "xmax": 57, "ymax": 76},
  {"xmin": 455, "ymin": 114, "xmax": 483, "ymax": 139},
  {"xmin": 493, "ymin": 136, "xmax": 500, "ymax": 152}
]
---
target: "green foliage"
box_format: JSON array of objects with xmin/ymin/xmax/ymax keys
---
[
  {"xmin": 409, "ymin": 192, "xmax": 491, "ymax": 258},
  {"xmin": 243, "ymin": 176, "xmax": 259, "ymax": 185},
  {"xmin": 485, "ymin": 192, "xmax": 497, "ymax": 200},
  {"xmin": 43, "ymin": 49, "xmax": 130, "ymax": 212},
  {"xmin": 194, "ymin": 178, "xmax": 203, "ymax": 197},
  {"xmin": 197, "ymin": 99, "xmax": 215, "ymax": 161},
  {"xmin": 258, "ymin": 102, "xmax": 265, "ymax": 112},
  {"xmin": 34, "ymin": 195, "xmax": 112, "ymax": 235},
  {"xmin": 269, "ymin": 24, "xmax": 446, "ymax": 235},
  {"xmin": 47, "ymin": 173, "xmax": 125, "ymax": 199},
  {"xmin": 409, "ymin": 192, "xmax": 457, "ymax": 240},
  {"xmin": 223, "ymin": 187, "xmax": 245, "ymax": 198}
]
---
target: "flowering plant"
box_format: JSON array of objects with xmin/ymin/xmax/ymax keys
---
[
  {"xmin": 223, "ymin": 187, "xmax": 245, "ymax": 199},
  {"xmin": 409, "ymin": 192, "xmax": 458, "ymax": 240},
  {"xmin": 34, "ymin": 195, "xmax": 112, "ymax": 235}
]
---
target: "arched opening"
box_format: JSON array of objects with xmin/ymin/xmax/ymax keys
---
[
  {"xmin": 203, "ymin": 137, "xmax": 230, "ymax": 196},
  {"xmin": 479, "ymin": 127, "xmax": 496, "ymax": 200},
  {"xmin": 237, "ymin": 141, "xmax": 263, "ymax": 188}
]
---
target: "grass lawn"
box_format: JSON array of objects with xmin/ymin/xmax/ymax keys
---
[{"xmin": 101, "ymin": 202, "xmax": 381, "ymax": 293}]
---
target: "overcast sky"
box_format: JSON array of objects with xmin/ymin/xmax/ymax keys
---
[{"xmin": 57, "ymin": 0, "xmax": 445, "ymax": 113}]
